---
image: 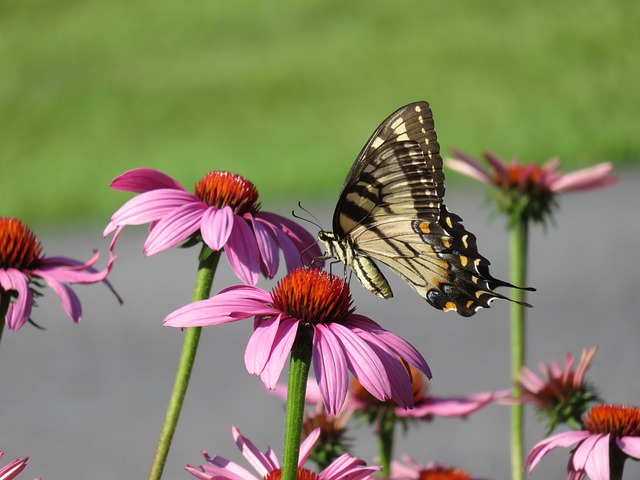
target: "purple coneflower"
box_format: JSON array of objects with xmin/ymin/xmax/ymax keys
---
[
  {"xmin": 186, "ymin": 426, "xmax": 381, "ymax": 480},
  {"xmin": 513, "ymin": 346, "xmax": 600, "ymax": 432},
  {"xmin": 527, "ymin": 404, "xmax": 640, "ymax": 480},
  {"xmin": 164, "ymin": 267, "xmax": 431, "ymax": 414},
  {"xmin": 447, "ymin": 150, "xmax": 616, "ymax": 224},
  {"xmin": 104, "ymin": 168, "xmax": 320, "ymax": 285},
  {"xmin": 391, "ymin": 456, "xmax": 488, "ymax": 480},
  {"xmin": 0, "ymin": 217, "xmax": 119, "ymax": 331}
]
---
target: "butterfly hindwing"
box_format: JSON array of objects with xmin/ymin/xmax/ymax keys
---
[{"xmin": 318, "ymin": 101, "xmax": 531, "ymax": 316}]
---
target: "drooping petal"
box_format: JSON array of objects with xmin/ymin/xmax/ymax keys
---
[
  {"xmin": 313, "ymin": 324, "xmax": 349, "ymax": 415},
  {"xmin": 0, "ymin": 455, "xmax": 29, "ymax": 480},
  {"xmin": 550, "ymin": 162, "xmax": 617, "ymax": 193},
  {"xmin": 256, "ymin": 212, "xmax": 322, "ymax": 267},
  {"xmin": 37, "ymin": 251, "xmax": 112, "ymax": 284},
  {"xmin": 617, "ymin": 436, "xmax": 640, "ymax": 459},
  {"xmin": 37, "ymin": 274, "xmax": 82, "ymax": 323},
  {"xmin": 447, "ymin": 148, "xmax": 492, "ymax": 183},
  {"xmin": 225, "ymin": 216, "xmax": 261, "ymax": 286},
  {"xmin": 0, "ymin": 269, "xmax": 32, "ymax": 330},
  {"xmin": 298, "ymin": 428, "xmax": 321, "ymax": 467},
  {"xmin": 201, "ymin": 206, "xmax": 234, "ymax": 251},
  {"xmin": 251, "ymin": 217, "xmax": 280, "ymax": 278},
  {"xmin": 327, "ymin": 322, "xmax": 391, "ymax": 403},
  {"xmin": 399, "ymin": 391, "xmax": 506, "ymax": 418},
  {"xmin": 526, "ymin": 430, "xmax": 590, "ymax": 472},
  {"xmin": 245, "ymin": 315, "xmax": 281, "ymax": 376},
  {"xmin": 104, "ymin": 189, "xmax": 198, "ymax": 236},
  {"xmin": 143, "ymin": 202, "xmax": 207, "ymax": 255},
  {"xmin": 232, "ymin": 427, "xmax": 277, "ymax": 476},
  {"xmin": 163, "ymin": 286, "xmax": 277, "ymax": 327},
  {"xmin": 109, "ymin": 168, "xmax": 186, "ymax": 193},
  {"xmin": 259, "ymin": 318, "xmax": 299, "ymax": 389},
  {"xmin": 346, "ymin": 314, "xmax": 431, "ymax": 379},
  {"xmin": 574, "ymin": 434, "xmax": 609, "ymax": 480}
]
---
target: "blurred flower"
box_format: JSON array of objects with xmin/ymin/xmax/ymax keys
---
[
  {"xmin": 0, "ymin": 452, "xmax": 39, "ymax": 480},
  {"xmin": 0, "ymin": 217, "xmax": 120, "ymax": 331},
  {"xmin": 164, "ymin": 268, "xmax": 431, "ymax": 414},
  {"xmin": 513, "ymin": 346, "xmax": 600, "ymax": 432},
  {"xmin": 527, "ymin": 404, "xmax": 640, "ymax": 480},
  {"xmin": 446, "ymin": 150, "xmax": 616, "ymax": 225},
  {"xmin": 186, "ymin": 426, "xmax": 380, "ymax": 480},
  {"xmin": 349, "ymin": 365, "xmax": 506, "ymax": 421},
  {"xmin": 391, "ymin": 456, "xmax": 488, "ymax": 480},
  {"xmin": 104, "ymin": 168, "xmax": 320, "ymax": 285}
]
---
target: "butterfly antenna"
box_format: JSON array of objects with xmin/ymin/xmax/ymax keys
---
[{"xmin": 292, "ymin": 201, "xmax": 324, "ymax": 231}]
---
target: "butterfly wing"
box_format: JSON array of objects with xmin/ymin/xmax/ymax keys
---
[
  {"xmin": 333, "ymin": 101, "xmax": 444, "ymax": 236},
  {"xmin": 330, "ymin": 101, "xmax": 530, "ymax": 316}
]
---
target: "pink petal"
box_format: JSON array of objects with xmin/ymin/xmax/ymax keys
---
[
  {"xmin": 574, "ymin": 434, "xmax": 609, "ymax": 480},
  {"xmin": 526, "ymin": 430, "xmax": 590, "ymax": 472},
  {"xmin": 259, "ymin": 318, "xmax": 299, "ymax": 389},
  {"xmin": 245, "ymin": 316, "xmax": 281, "ymax": 376},
  {"xmin": 105, "ymin": 189, "xmax": 198, "ymax": 235},
  {"xmin": 617, "ymin": 436, "xmax": 640, "ymax": 459},
  {"xmin": 163, "ymin": 286, "xmax": 276, "ymax": 327},
  {"xmin": 327, "ymin": 322, "xmax": 391, "ymax": 403},
  {"xmin": 109, "ymin": 168, "xmax": 186, "ymax": 193},
  {"xmin": 519, "ymin": 366, "xmax": 545, "ymax": 392},
  {"xmin": 0, "ymin": 269, "xmax": 32, "ymax": 331},
  {"xmin": 201, "ymin": 206, "xmax": 234, "ymax": 251},
  {"xmin": 256, "ymin": 212, "xmax": 322, "ymax": 268},
  {"xmin": 251, "ymin": 217, "xmax": 280, "ymax": 278},
  {"xmin": 400, "ymin": 391, "xmax": 500, "ymax": 418},
  {"xmin": 313, "ymin": 324, "xmax": 349, "ymax": 415},
  {"xmin": 37, "ymin": 252, "xmax": 112, "ymax": 284},
  {"xmin": 201, "ymin": 452, "xmax": 256, "ymax": 479},
  {"xmin": 347, "ymin": 314, "xmax": 431, "ymax": 378},
  {"xmin": 143, "ymin": 202, "xmax": 207, "ymax": 255},
  {"xmin": 447, "ymin": 148, "xmax": 492, "ymax": 183},
  {"xmin": 225, "ymin": 216, "xmax": 260, "ymax": 286},
  {"xmin": 320, "ymin": 454, "xmax": 380, "ymax": 480},
  {"xmin": 550, "ymin": 162, "xmax": 617, "ymax": 193},
  {"xmin": 298, "ymin": 428, "xmax": 321, "ymax": 467},
  {"xmin": 37, "ymin": 274, "xmax": 82, "ymax": 322},
  {"xmin": 483, "ymin": 151, "xmax": 510, "ymax": 179},
  {"xmin": 0, "ymin": 455, "xmax": 28, "ymax": 479},
  {"xmin": 232, "ymin": 427, "xmax": 277, "ymax": 476}
]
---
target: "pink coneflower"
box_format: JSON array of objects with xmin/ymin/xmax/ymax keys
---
[
  {"xmin": 0, "ymin": 452, "xmax": 39, "ymax": 480},
  {"xmin": 446, "ymin": 150, "xmax": 616, "ymax": 224},
  {"xmin": 186, "ymin": 426, "xmax": 381, "ymax": 480},
  {"xmin": 349, "ymin": 365, "xmax": 506, "ymax": 420},
  {"xmin": 527, "ymin": 404, "xmax": 640, "ymax": 480},
  {"xmin": 514, "ymin": 346, "xmax": 600, "ymax": 432},
  {"xmin": 164, "ymin": 268, "xmax": 431, "ymax": 414},
  {"xmin": 0, "ymin": 217, "xmax": 119, "ymax": 331},
  {"xmin": 104, "ymin": 168, "xmax": 320, "ymax": 285},
  {"xmin": 391, "ymin": 456, "xmax": 488, "ymax": 480}
]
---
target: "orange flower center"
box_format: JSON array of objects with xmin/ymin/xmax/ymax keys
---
[
  {"xmin": 583, "ymin": 404, "xmax": 640, "ymax": 438},
  {"xmin": 0, "ymin": 217, "xmax": 43, "ymax": 271},
  {"xmin": 418, "ymin": 466, "xmax": 471, "ymax": 480},
  {"xmin": 194, "ymin": 171, "xmax": 259, "ymax": 215},
  {"xmin": 264, "ymin": 467, "xmax": 320, "ymax": 480},
  {"xmin": 271, "ymin": 269, "xmax": 353, "ymax": 325},
  {"xmin": 492, "ymin": 163, "xmax": 547, "ymax": 193}
]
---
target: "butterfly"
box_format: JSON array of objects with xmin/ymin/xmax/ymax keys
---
[{"xmin": 317, "ymin": 101, "xmax": 532, "ymax": 316}]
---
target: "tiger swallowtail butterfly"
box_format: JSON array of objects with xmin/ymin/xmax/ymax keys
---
[{"xmin": 317, "ymin": 101, "xmax": 533, "ymax": 317}]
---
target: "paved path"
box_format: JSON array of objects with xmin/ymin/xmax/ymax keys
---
[{"xmin": 1, "ymin": 170, "xmax": 638, "ymax": 479}]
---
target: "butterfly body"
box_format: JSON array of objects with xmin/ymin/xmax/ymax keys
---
[{"xmin": 319, "ymin": 101, "xmax": 531, "ymax": 317}]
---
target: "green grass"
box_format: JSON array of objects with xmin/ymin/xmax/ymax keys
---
[{"xmin": 1, "ymin": 0, "xmax": 638, "ymax": 223}]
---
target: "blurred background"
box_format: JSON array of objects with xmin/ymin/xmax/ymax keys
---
[{"xmin": 1, "ymin": 0, "xmax": 639, "ymax": 479}]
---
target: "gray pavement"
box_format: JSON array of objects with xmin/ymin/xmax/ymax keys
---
[{"xmin": 1, "ymin": 169, "xmax": 638, "ymax": 479}]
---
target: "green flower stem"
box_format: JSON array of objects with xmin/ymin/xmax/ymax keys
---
[
  {"xmin": 509, "ymin": 218, "xmax": 529, "ymax": 480},
  {"xmin": 377, "ymin": 409, "xmax": 396, "ymax": 478},
  {"xmin": 281, "ymin": 326, "xmax": 313, "ymax": 480},
  {"xmin": 148, "ymin": 248, "xmax": 220, "ymax": 480}
]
